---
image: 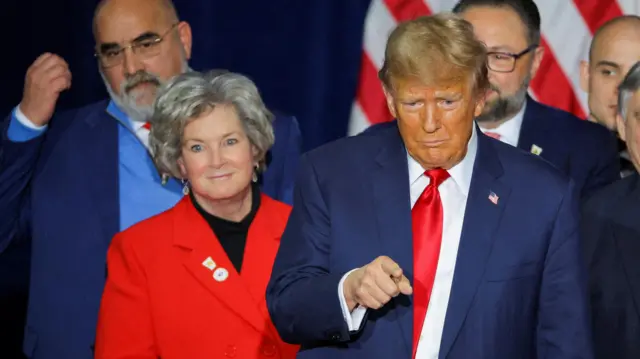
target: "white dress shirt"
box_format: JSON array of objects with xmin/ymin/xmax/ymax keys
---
[
  {"xmin": 337, "ymin": 125, "xmax": 478, "ymax": 359},
  {"xmin": 477, "ymin": 102, "xmax": 526, "ymax": 147}
]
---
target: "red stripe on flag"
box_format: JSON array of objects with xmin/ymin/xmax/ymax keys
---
[
  {"xmin": 530, "ymin": 38, "xmax": 586, "ymax": 119},
  {"xmin": 572, "ymin": 0, "xmax": 624, "ymax": 34},
  {"xmin": 355, "ymin": 53, "xmax": 393, "ymax": 125},
  {"xmin": 383, "ymin": 0, "xmax": 431, "ymax": 22}
]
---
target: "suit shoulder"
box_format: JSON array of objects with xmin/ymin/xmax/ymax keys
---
[
  {"xmin": 535, "ymin": 101, "xmax": 613, "ymax": 140},
  {"xmin": 305, "ymin": 124, "xmax": 396, "ymax": 163},
  {"xmin": 54, "ymin": 99, "xmax": 109, "ymax": 122},
  {"xmin": 271, "ymin": 110, "xmax": 300, "ymax": 130},
  {"xmin": 493, "ymin": 138, "xmax": 573, "ymax": 191},
  {"xmin": 583, "ymin": 174, "xmax": 636, "ymax": 215}
]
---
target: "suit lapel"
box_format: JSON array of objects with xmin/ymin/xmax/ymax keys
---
[
  {"xmin": 241, "ymin": 195, "xmax": 286, "ymax": 306},
  {"xmin": 439, "ymin": 134, "xmax": 511, "ymax": 358},
  {"xmin": 80, "ymin": 103, "xmax": 120, "ymax": 246},
  {"xmin": 370, "ymin": 126, "xmax": 414, "ymax": 356},
  {"xmin": 517, "ymin": 97, "xmax": 550, "ymax": 155},
  {"xmin": 174, "ymin": 197, "xmax": 267, "ymax": 333}
]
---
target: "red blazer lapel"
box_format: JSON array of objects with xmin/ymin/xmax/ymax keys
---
[
  {"xmin": 241, "ymin": 194, "xmax": 292, "ymax": 306},
  {"xmin": 172, "ymin": 196, "xmax": 266, "ymax": 334}
]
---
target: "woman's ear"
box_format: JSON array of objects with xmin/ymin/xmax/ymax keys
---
[{"xmin": 177, "ymin": 157, "xmax": 188, "ymax": 178}]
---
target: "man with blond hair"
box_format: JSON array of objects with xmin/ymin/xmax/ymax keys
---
[{"xmin": 266, "ymin": 12, "xmax": 592, "ymax": 359}]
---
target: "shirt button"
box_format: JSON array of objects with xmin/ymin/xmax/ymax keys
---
[
  {"xmin": 261, "ymin": 342, "xmax": 277, "ymax": 357},
  {"xmin": 224, "ymin": 344, "xmax": 237, "ymax": 357}
]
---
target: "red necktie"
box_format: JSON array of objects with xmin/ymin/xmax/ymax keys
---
[
  {"xmin": 142, "ymin": 122, "xmax": 151, "ymax": 130},
  {"xmin": 411, "ymin": 168, "xmax": 450, "ymax": 358},
  {"xmin": 484, "ymin": 131, "xmax": 501, "ymax": 140}
]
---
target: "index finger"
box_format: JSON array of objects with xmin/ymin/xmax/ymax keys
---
[
  {"xmin": 32, "ymin": 53, "xmax": 53, "ymax": 68},
  {"xmin": 380, "ymin": 257, "xmax": 403, "ymax": 278}
]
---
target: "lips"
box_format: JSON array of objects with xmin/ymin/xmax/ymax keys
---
[{"xmin": 207, "ymin": 173, "xmax": 233, "ymax": 180}]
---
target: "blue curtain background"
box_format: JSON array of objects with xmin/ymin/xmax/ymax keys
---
[{"xmin": 0, "ymin": 1, "xmax": 371, "ymax": 357}]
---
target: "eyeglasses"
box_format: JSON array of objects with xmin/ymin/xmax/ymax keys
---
[
  {"xmin": 486, "ymin": 44, "xmax": 538, "ymax": 73},
  {"xmin": 94, "ymin": 23, "xmax": 179, "ymax": 68}
]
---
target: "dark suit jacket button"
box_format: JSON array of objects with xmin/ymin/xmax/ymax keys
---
[
  {"xmin": 224, "ymin": 344, "xmax": 237, "ymax": 357},
  {"xmin": 331, "ymin": 333, "xmax": 341, "ymax": 341}
]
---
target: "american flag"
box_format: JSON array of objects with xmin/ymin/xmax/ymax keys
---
[
  {"xmin": 488, "ymin": 191, "xmax": 499, "ymax": 205},
  {"xmin": 348, "ymin": 0, "xmax": 640, "ymax": 136}
]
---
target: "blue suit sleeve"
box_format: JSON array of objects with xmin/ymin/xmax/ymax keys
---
[
  {"xmin": 266, "ymin": 153, "xmax": 352, "ymax": 345},
  {"xmin": 7, "ymin": 107, "xmax": 47, "ymax": 142},
  {"xmin": 536, "ymin": 180, "xmax": 593, "ymax": 358},
  {"xmin": 0, "ymin": 109, "xmax": 46, "ymax": 253}
]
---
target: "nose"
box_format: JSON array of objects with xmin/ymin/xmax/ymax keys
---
[
  {"xmin": 122, "ymin": 47, "xmax": 144, "ymax": 77},
  {"xmin": 421, "ymin": 103, "xmax": 440, "ymax": 133},
  {"xmin": 209, "ymin": 147, "xmax": 226, "ymax": 168}
]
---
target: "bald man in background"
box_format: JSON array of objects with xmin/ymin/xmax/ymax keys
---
[
  {"xmin": 580, "ymin": 15, "xmax": 640, "ymax": 177},
  {"xmin": 0, "ymin": 0, "xmax": 302, "ymax": 358}
]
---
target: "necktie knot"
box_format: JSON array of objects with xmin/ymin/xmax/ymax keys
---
[
  {"xmin": 142, "ymin": 122, "xmax": 151, "ymax": 130},
  {"xmin": 424, "ymin": 168, "xmax": 450, "ymax": 188}
]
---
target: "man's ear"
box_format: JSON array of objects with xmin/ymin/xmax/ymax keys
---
[
  {"xmin": 579, "ymin": 60, "xmax": 590, "ymax": 93},
  {"xmin": 177, "ymin": 21, "xmax": 193, "ymax": 60},
  {"xmin": 529, "ymin": 46, "xmax": 545, "ymax": 79},
  {"xmin": 382, "ymin": 85, "xmax": 397, "ymax": 118},
  {"xmin": 474, "ymin": 90, "xmax": 487, "ymax": 117},
  {"xmin": 617, "ymin": 113, "xmax": 626, "ymax": 142}
]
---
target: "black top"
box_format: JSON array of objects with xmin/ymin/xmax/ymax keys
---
[{"xmin": 190, "ymin": 182, "xmax": 261, "ymax": 273}]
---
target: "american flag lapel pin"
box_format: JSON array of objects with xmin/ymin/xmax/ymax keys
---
[
  {"xmin": 530, "ymin": 144, "xmax": 543, "ymax": 156},
  {"xmin": 488, "ymin": 191, "xmax": 499, "ymax": 205}
]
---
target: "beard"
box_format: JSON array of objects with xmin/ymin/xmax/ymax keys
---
[
  {"xmin": 476, "ymin": 74, "xmax": 531, "ymax": 124},
  {"xmin": 101, "ymin": 60, "xmax": 191, "ymax": 124}
]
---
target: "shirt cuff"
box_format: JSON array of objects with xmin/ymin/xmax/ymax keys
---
[
  {"xmin": 7, "ymin": 105, "xmax": 47, "ymax": 142},
  {"xmin": 338, "ymin": 268, "xmax": 368, "ymax": 332}
]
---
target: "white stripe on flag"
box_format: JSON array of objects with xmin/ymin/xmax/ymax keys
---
[
  {"xmin": 362, "ymin": 0, "xmax": 396, "ymax": 70},
  {"xmin": 537, "ymin": 0, "xmax": 593, "ymax": 114},
  {"xmin": 348, "ymin": 102, "xmax": 371, "ymax": 136}
]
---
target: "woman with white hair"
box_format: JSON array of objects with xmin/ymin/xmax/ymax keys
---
[{"xmin": 94, "ymin": 70, "xmax": 299, "ymax": 359}]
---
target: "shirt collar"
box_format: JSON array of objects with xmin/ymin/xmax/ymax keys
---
[
  {"xmin": 407, "ymin": 123, "xmax": 478, "ymax": 196},
  {"xmin": 477, "ymin": 101, "xmax": 526, "ymax": 147},
  {"xmin": 106, "ymin": 100, "xmax": 146, "ymax": 131}
]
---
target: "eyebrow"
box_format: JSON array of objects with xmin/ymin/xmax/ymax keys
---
[
  {"xmin": 98, "ymin": 31, "xmax": 161, "ymax": 52},
  {"xmin": 595, "ymin": 60, "xmax": 620, "ymax": 68},
  {"xmin": 184, "ymin": 132, "xmax": 239, "ymax": 143},
  {"xmin": 487, "ymin": 46, "xmax": 516, "ymax": 53}
]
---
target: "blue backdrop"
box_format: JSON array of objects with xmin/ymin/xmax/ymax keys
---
[{"xmin": 0, "ymin": 1, "xmax": 371, "ymax": 357}]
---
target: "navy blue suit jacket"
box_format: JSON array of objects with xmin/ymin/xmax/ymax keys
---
[
  {"xmin": 364, "ymin": 97, "xmax": 619, "ymax": 200},
  {"xmin": 517, "ymin": 97, "xmax": 619, "ymax": 198},
  {"xmin": 266, "ymin": 123, "xmax": 592, "ymax": 358},
  {"xmin": 0, "ymin": 100, "xmax": 302, "ymax": 359},
  {"xmin": 580, "ymin": 173, "xmax": 640, "ymax": 358}
]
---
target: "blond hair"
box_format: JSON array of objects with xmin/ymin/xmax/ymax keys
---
[{"xmin": 379, "ymin": 12, "xmax": 489, "ymax": 95}]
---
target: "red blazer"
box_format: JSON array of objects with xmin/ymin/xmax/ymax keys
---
[{"xmin": 95, "ymin": 194, "xmax": 299, "ymax": 359}]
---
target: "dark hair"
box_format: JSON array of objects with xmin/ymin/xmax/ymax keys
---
[{"xmin": 452, "ymin": 0, "xmax": 541, "ymax": 46}]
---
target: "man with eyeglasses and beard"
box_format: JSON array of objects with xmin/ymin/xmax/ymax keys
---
[
  {"xmin": 0, "ymin": 0, "xmax": 302, "ymax": 358},
  {"xmin": 452, "ymin": 0, "xmax": 620, "ymax": 199}
]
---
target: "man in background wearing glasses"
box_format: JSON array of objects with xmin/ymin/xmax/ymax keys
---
[
  {"xmin": 453, "ymin": 0, "xmax": 620, "ymax": 199},
  {"xmin": 0, "ymin": 0, "xmax": 302, "ymax": 358}
]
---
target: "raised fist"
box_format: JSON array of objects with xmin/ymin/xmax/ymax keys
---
[{"xmin": 19, "ymin": 53, "xmax": 72, "ymax": 126}]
